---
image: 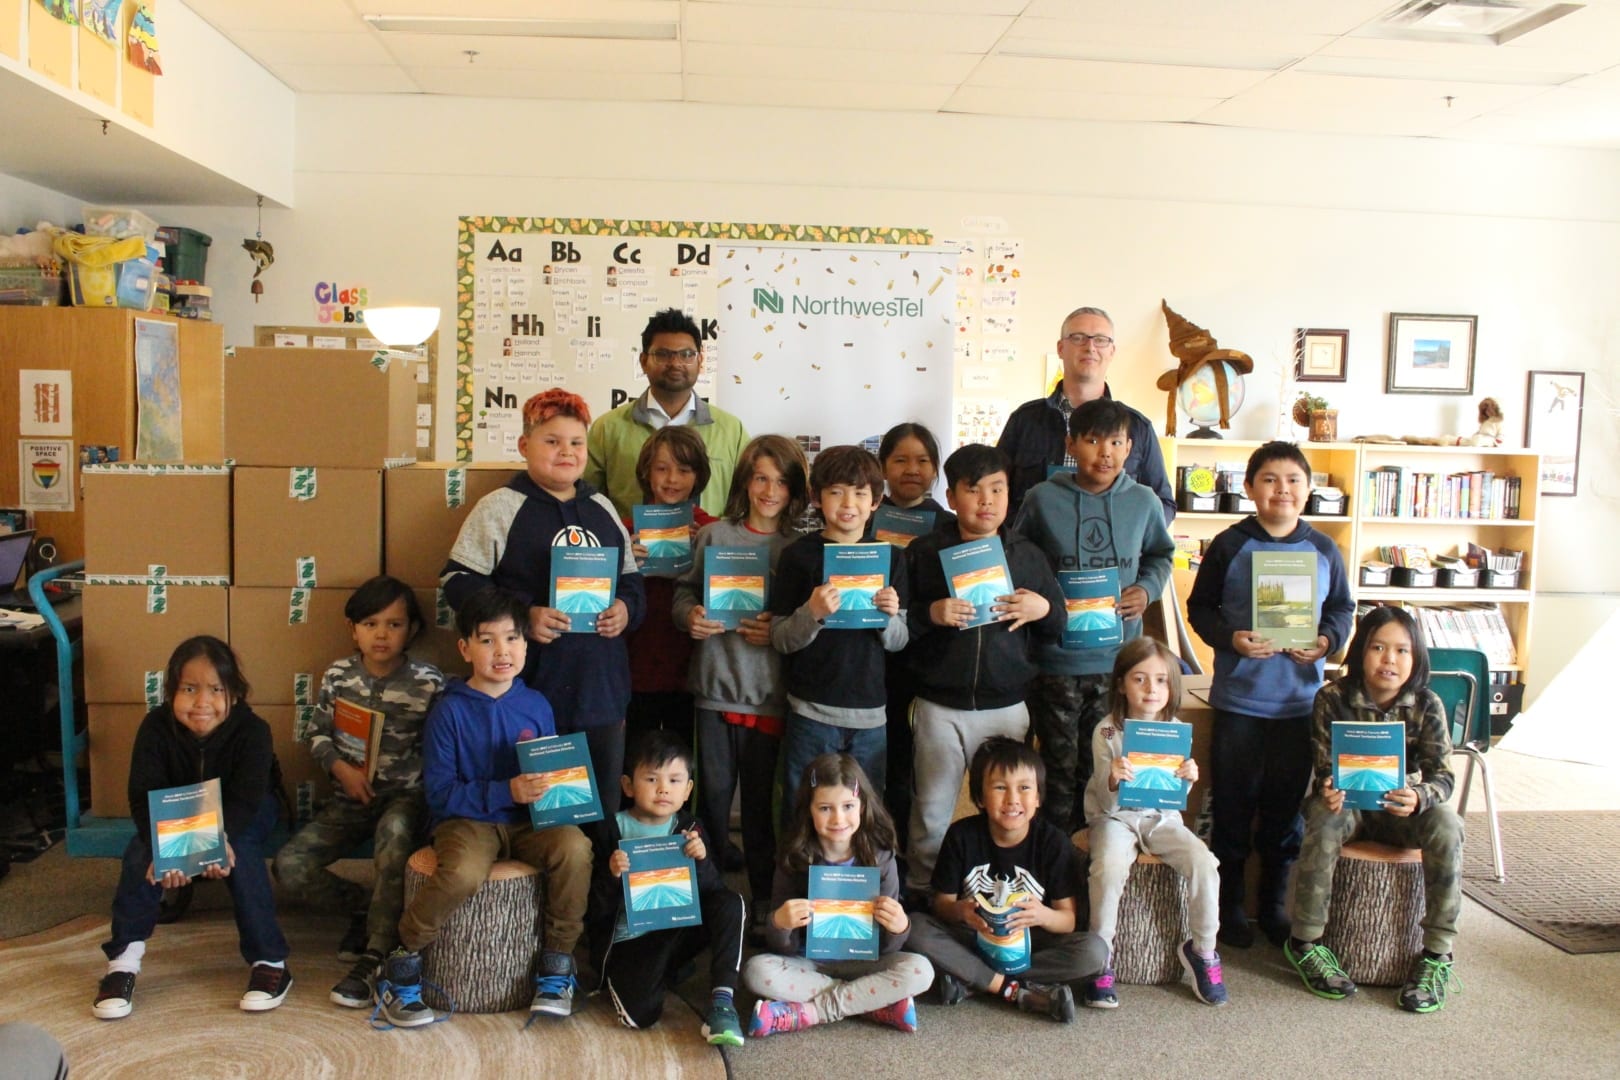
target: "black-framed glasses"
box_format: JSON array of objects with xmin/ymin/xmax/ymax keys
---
[
  {"xmin": 1063, "ymin": 332, "xmax": 1114, "ymax": 349},
  {"xmin": 646, "ymin": 347, "xmax": 699, "ymax": 364}
]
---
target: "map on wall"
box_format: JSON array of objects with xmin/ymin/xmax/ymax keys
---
[{"xmin": 133, "ymin": 317, "xmax": 182, "ymax": 461}]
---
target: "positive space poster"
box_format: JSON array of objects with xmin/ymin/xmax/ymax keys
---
[{"xmin": 454, "ymin": 218, "xmax": 933, "ymax": 460}]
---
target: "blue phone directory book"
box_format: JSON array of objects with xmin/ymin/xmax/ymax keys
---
[
  {"xmin": 633, "ymin": 503, "xmax": 694, "ymax": 577},
  {"xmin": 1332, "ymin": 722, "xmax": 1407, "ymax": 812},
  {"xmin": 822, "ymin": 543, "xmax": 891, "ymax": 630},
  {"xmin": 1118, "ymin": 720, "xmax": 1192, "ymax": 811},
  {"xmin": 1058, "ymin": 568, "xmax": 1122, "ymax": 650},
  {"xmin": 807, "ymin": 864, "xmax": 880, "ymax": 961},
  {"xmin": 940, "ymin": 535, "xmax": 1013, "ymax": 629},
  {"xmin": 550, "ymin": 547, "xmax": 617, "ymax": 632},
  {"xmin": 516, "ymin": 732, "xmax": 605, "ymax": 828},
  {"xmin": 621, "ymin": 834, "xmax": 702, "ymax": 934},
  {"xmin": 703, "ymin": 546, "xmax": 769, "ymax": 630},
  {"xmin": 148, "ymin": 778, "xmax": 227, "ymax": 879}
]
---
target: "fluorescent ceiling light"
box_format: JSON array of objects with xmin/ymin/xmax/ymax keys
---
[
  {"xmin": 998, "ymin": 44, "xmax": 1299, "ymax": 72},
  {"xmin": 1359, "ymin": 1, "xmax": 1584, "ymax": 45},
  {"xmin": 363, "ymin": 15, "xmax": 677, "ymax": 41}
]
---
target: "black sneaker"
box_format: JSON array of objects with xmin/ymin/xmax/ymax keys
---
[
  {"xmin": 239, "ymin": 963, "xmax": 294, "ymax": 1012},
  {"xmin": 1258, "ymin": 912, "xmax": 1292, "ymax": 949},
  {"xmin": 338, "ymin": 911, "xmax": 369, "ymax": 961},
  {"xmin": 1218, "ymin": 908, "xmax": 1255, "ymax": 949},
  {"xmin": 375, "ymin": 948, "xmax": 437, "ymax": 1027},
  {"xmin": 1082, "ymin": 968, "xmax": 1118, "ymax": 1009},
  {"xmin": 1010, "ymin": 979, "xmax": 1075, "ymax": 1023},
  {"xmin": 1398, "ymin": 953, "xmax": 1459, "ymax": 1014},
  {"xmin": 92, "ymin": 970, "xmax": 136, "ymax": 1020},
  {"xmin": 1284, "ymin": 938, "xmax": 1357, "ymax": 1001},
  {"xmin": 934, "ymin": 968, "xmax": 969, "ymax": 1007},
  {"xmin": 331, "ymin": 949, "xmax": 384, "ymax": 1008}
]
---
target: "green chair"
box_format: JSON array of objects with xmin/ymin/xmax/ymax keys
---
[{"xmin": 1428, "ymin": 646, "xmax": 1504, "ymax": 882}]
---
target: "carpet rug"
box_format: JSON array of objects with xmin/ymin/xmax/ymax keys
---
[
  {"xmin": 1462, "ymin": 810, "xmax": 1620, "ymax": 954},
  {"xmin": 0, "ymin": 914, "xmax": 727, "ymax": 1079}
]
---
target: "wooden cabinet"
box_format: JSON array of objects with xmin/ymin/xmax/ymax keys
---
[{"xmin": 0, "ymin": 308, "xmax": 223, "ymax": 564}]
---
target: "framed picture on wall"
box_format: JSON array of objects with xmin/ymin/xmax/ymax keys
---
[
  {"xmin": 1385, "ymin": 313, "xmax": 1477, "ymax": 394},
  {"xmin": 1524, "ymin": 370, "xmax": 1584, "ymax": 497},
  {"xmin": 1294, "ymin": 328, "xmax": 1348, "ymax": 383}
]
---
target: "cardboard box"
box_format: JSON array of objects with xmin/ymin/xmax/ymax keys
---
[
  {"xmin": 83, "ymin": 466, "xmax": 232, "ymax": 580},
  {"xmin": 410, "ymin": 587, "xmax": 470, "ymax": 679},
  {"xmin": 227, "ymin": 587, "xmax": 355, "ymax": 704},
  {"xmin": 233, "ymin": 467, "xmax": 382, "ymax": 588},
  {"xmin": 224, "ymin": 346, "xmax": 417, "ymax": 467},
  {"xmin": 260, "ymin": 705, "xmax": 334, "ymax": 810},
  {"xmin": 83, "ymin": 584, "xmax": 231, "ymax": 704},
  {"xmin": 88, "ymin": 703, "xmax": 145, "ymax": 819},
  {"xmin": 385, "ymin": 463, "xmax": 520, "ymax": 587}
]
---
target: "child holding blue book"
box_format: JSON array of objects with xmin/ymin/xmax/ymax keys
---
[{"xmin": 1286, "ymin": 606, "xmax": 1463, "ymax": 1014}]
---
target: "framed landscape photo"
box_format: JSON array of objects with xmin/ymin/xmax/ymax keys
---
[
  {"xmin": 1524, "ymin": 370, "xmax": 1584, "ymax": 497},
  {"xmin": 1295, "ymin": 328, "xmax": 1348, "ymax": 383},
  {"xmin": 1385, "ymin": 313, "xmax": 1477, "ymax": 395}
]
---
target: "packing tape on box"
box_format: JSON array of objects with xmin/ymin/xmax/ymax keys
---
[
  {"xmin": 144, "ymin": 672, "xmax": 163, "ymax": 710},
  {"xmin": 223, "ymin": 346, "xmax": 235, "ymax": 358},
  {"xmin": 436, "ymin": 588, "xmax": 453, "ymax": 629},
  {"xmin": 288, "ymin": 588, "xmax": 311, "ymax": 625},
  {"xmin": 145, "ymin": 583, "xmax": 167, "ymax": 614},
  {"xmin": 293, "ymin": 673, "xmax": 313, "ymax": 705},
  {"xmin": 371, "ymin": 351, "xmax": 391, "ymax": 371},
  {"xmin": 87, "ymin": 574, "xmax": 230, "ymax": 585},
  {"xmin": 289, "ymin": 467, "xmax": 317, "ymax": 501},
  {"xmin": 295, "ymin": 555, "xmax": 317, "ymax": 588},
  {"xmin": 445, "ymin": 467, "xmax": 467, "ymax": 509},
  {"xmin": 82, "ymin": 462, "xmax": 231, "ymax": 475}
]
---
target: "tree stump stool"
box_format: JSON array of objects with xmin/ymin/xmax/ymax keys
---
[
  {"xmin": 402, "ymin": 847, "xmax": 543, "ymax": 1012},
  {"xmin": 1072, "ymin": 829, "xmax": 1189, "ymax": 985},
  {"xmin": 1320, "ymin": 841, "xmax": 1425, "ymax": 987}
]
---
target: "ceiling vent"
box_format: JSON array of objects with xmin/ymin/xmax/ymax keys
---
[{"xmin": 1361, "ymin": 1, "xmax": 1585, "ymax": 44}]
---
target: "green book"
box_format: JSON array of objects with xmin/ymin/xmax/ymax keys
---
[{"xmin": 1251, "ymin": 550, "xmax": 1319, "ymax": 650}]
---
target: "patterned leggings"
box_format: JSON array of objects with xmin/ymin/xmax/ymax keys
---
[{"xmin": 742, "ymin": 952, "xmax": 934, "ymax": 1022}]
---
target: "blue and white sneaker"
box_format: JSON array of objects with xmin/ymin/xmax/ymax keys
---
[
  {"xmin": 530, "ymin": 951, "xmax": 578, "ymax": 1018},
  {"xmin": 1178, "ymin": 940, "xmax": 1229, "ymax": 1006},
  {"xmin": 373, "ymin": 949, "xmax": 436, "ymax": 1028}
]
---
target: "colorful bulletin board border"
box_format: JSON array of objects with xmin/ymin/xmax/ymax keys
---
[{"xmin": 453, "ymin": 217, "xmax": 933, "ymax": 459}]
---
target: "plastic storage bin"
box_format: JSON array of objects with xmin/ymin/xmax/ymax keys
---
[
  {"xmin": 156, "ymin": 226, "xmax": 212, "ymax": 284},
  {"xmin": 0, "ymin": 265, "xmax": 68, "ymax": 305},
  {"xmin": 69, "ymin": 255, "xmax": 159, "ymax": 310},
  {"xmin": 82, "ymin": 206, "xmax": 160, "ymax": 242}
]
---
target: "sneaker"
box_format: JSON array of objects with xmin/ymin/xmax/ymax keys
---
[
  {"xmin": 866, "ymin": 996, "xmax": 918, "ymax": 1033},
  {"xmin": 702, "ymin": 999, "xmax": 745, "ymax": 1046},
  {"xmin": 1284, "ymin": 938, "xmax": 1357, "ymax": 1001},
  {"xmin": 374, "ymin": 949, "xmax": 437, "ymax": 1028},
  {"xmin": 934, "ymin": 968, "xmax": 970, "ymax": 1007},
  {"xmin": 748, "ymin": 999, "xmax": 816, "ymax": 1037},
  {"xmin": 1399, "ymin": 953, "xmax": 1459, "ymax": 1014},
  {"xmin": 1178, "ymin": 941, "xmax": 1229, "ymax": 1007},
  {"xmin": 1218, "ymin": 907, "xmax": 1255, "ymax": 949},
  {"xmin": 92, "ymin": 970, "xmax": 136, "ymax": 1020},
  {"xmin": 1083, "ymin": 968, "xmax": 1118, "ymax": 1009},
  {"xmin": 330, "ymin": 949, "xmax": 384, "ymax": 1009},
  {"xmin": 1009, "ymin": 979, "xmax": 1076, "ymax": 1023},
  {"xmin": 239, "ymin": 963, "xmax": 294, "ymax": 1012},
  {"xmin": 337, "ymin": 911, "xmax": 369, "ymax": 961},
  {"xmin": 1258, "ymin": 913, "xmax": 1292, "ymax": 949},
  {"xmin": 530, "ymin": 951, "xmax": 578, "ymax": 1018}
]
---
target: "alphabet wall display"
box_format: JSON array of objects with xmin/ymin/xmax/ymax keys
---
[{"xmin": 455, "ymin": 218, "xmax": 933, "ymax": 460}]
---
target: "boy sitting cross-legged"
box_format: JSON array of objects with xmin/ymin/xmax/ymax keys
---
[{"xmin": 374, "ymin": 586, "xmax": 593, "ymax": 1029}]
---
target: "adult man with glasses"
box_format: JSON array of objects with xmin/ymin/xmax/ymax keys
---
[
  {"xmin": 997, "ymin": 306, "xmax": 1175, "ymax": 521},
  {"xmin": 585, "ymin": 308, "xmax": 749, "ymax": 518}
]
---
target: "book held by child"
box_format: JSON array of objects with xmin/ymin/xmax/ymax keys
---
[
  {"xmin": 941, "ymin": 535, "xmax": 1015, "ymax": 629},
  {"xmin": 148, "ymin": 778, "xmax": 227, "ymax": 879},
  {"xmin": 516, "ymin": 731, "xmax": 606, "ymax": 827},
  {"xmin": 822, "ymin": 544, "xmax": 892, "ymax": 630},
  {"xmin": 1252, "ymin": 551, "xmax": 1319, "ymax": 650},
  {"xmin": 621, "ymin": 834, "xmax": 702, "ymax": 934},
  {"xmin": 331, "ymin": 698, "xmax": 387, "ymax": 781},
  {"xmin": 807, "ymin": 864, "xmax": 880, "ymax": 961},
  {"xmin": 1117, "ymin": 719, "xmax": 1192, "ymax": 811},
  {"xmin": 872, "ymin": 505, "xmax": 935, "ymax": 548},
  {"xmin": 550, "ymin": 547, "xmax": 618, "ymax": 632},
  {"xmin": 634, "ymin": 503, "xmax": 695, "ymax": 577},
  {"xmin": 702, "ymin": 546, "xmax": 769, "ymax": 630},
  {"xmin": 1331, "ymin": 721, "xmax": 1406, "ymax": 811},
  {"xmin": 1058, "ymin": 567, "xmax": 1122, "ymax": 650}
]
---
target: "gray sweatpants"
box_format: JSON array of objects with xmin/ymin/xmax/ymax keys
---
[
  {"xmin": 1087, "ymin": 811, "xmax": 1220, "ymax": 956},
  {"xmin": 907, "ymin": 913, "xmax": 1107, "ymax": 991},
  {"xmin": 906, "ymin": 698, "xmax": 1029, "ymax": 891},
  {"xmin": 743, "ymin": 952, "xmax": 934, "ymax": 1021}
]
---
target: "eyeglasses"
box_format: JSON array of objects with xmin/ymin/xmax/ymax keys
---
[
  {"xmin": 646, "ymin": 347, "xmax": 699, "ymax": 364},
  {"xmin": 1063, "ymin": 332, "xmax": 1114, "ymax": 349}
]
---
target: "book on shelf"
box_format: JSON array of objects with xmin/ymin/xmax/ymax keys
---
[
  {"xmin": 872, "ymin": 505, "xmax": 935, "ymax": 548},
  {"xmin": 807, "ymin": 865, "xmax": 880, "ymax": 962},
  {"xmin": 516, "ymin": 731, "xmax": 605, "ymax": 829},
  {"xmin": 822, "ymin": 543, "xmax": 892, "ymax": 630},
  {"xmin": 702, "ymin": 545, "xmax": 769, "ymax": 630},
  {"xmin": 621, "ymin": 834, "xmax": 702, "ymax": 934},
  {"xmin": 1251, "ymin": 551, "xmax": 1318, "ymax": 650},
  {"xmin": 1365, "ymin": 600, "xmax": 1517, "ymax": 668},
  {"xmin": 1117, "ymin": 719, "xmax": 1192, "ymax": 811},
  {"xmin": 632, "ymin": 503, "xmax": 694, "ymax": 577},
  {"xmin": 941, "ymin": 535, "xmax": 1014, "ymax": 629},
  {"xmin": 148, "ymin": 778, "xmax": 228, "ymax": 879},
  {"xmin": 332, "ymin": 698, "xmax": 386, "ymax": 781},
  {"xmin": 1331, "ymin": 721, "xmax": 1406, "ymax": 812},
  {"xmin": 550, "ymin": 547, "xmax": 617, "ymax": 632},
  {"xmin": 1361, "ymin": 465, "xmax": 1521, "ymax": 520},
  {"xmin": 1057, "ymin": 567, "xmax": 1122, "ymax": 650}
]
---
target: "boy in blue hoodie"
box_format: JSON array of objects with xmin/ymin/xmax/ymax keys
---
[
  {"xmin": 375, "ymin": 588, "xmax": 593, "ymax": 1028},
  {"xmin": 441, "ymin": 389, "xmax": 646, "ymax": 802},
  {"xmin": 1013, "ymin": 399, "xmax": 1176, "ymax": 833},
  {"xmin": 1186, "ymin": 441, "xmax": 1354, "ymax": 950}
]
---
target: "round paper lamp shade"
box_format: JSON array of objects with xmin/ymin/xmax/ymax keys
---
[{"xmin": 362, "ymin": 306, "xmax": 440, "ymax": 347}]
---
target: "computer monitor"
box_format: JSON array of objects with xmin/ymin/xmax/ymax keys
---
[{"xmin": 0, "ymin": 529, "xmax": 36, "ymax": 601}]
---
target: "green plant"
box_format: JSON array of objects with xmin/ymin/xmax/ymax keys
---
[{"xmin": 1293, "ymin": 392, "xmax": 1331, "ymax": 428}]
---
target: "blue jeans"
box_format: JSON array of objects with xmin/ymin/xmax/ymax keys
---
[
  {"xmin": 779, "ymin": 712, "xmax": 886, "ymax": 833},
  {"xmin": 103, "ymin": 793, "xmax": 289, "ymax": 965},
  {"xmin": 1210, "ymin": 709, "xmax": 1312, "ymax": 917}
]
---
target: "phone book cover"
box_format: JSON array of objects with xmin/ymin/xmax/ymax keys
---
[
  {"xmin": 822, "ymin": 543, "xmax": 892, "ymax": 630},
  {"xmin": 1251, "ymin": 550, "xmax": 1319, "ymax": 650},
  {"xmin": 1058, "ymin": 568, "xmax": 1121, "ymax": 650},
  {"xmin": 332, "ymin": 697, "xmax": 386, "ymax": 781},
  {"xmin": 633, "ymin": 503, "xmax": 694, "ymax": 577},
  {"xmin": 807, "ymin": 864, "xmax": 880, "ymax": 962},
  {"xmin": 621, "ymin": 834, "xmax": 702, "ymax": 934},
  {"xmin": 970, "ymin": 876, "xmax": 1033, "ymax": 974},
  {"xmin": 941, "ymin": 535, "xmax": 1013, "ymax": 629},
  {"xmin": 1332, "ymin": 722, "xmax": 1407, "ymax": 812},
  {"xmin": 516, "ymin": 732, "xmax": 605, "ymax": 828},
  {"xmin": 1117, "ymin": 720, "xmax": 1192, "ymax": 811},
  {"xmin": 872, "ymin": 505, "xmax": 935, "ymax": 548},
  {"xmin": 148, "ymin": 777, "xmax": 227, "ymax": 879},
  {"xmin": 550, "ymin": 547, "xmax": 617, "ymax": 632},
  {"xmin": 703, "ymin": 546, "xmax": 769, "ymax": 630}
]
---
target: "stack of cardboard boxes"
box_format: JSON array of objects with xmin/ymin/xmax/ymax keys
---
[{"xmin": 82, "ymin": 346, "xmax": 517, "ymax": 824}]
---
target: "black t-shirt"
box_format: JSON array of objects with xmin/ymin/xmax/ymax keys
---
[{"xmin": 930, "ymin": 813, "xmax": 1076, "ymax": 905}]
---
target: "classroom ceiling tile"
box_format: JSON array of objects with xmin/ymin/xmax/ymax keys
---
[
  {"xmin": 378, "ymin": 35, "xmax": 681, "ymax": 73},
  {"xmin": 684, "ymin": 2, "xmax": 1013, "ymax": 52},
  {"xmin": 695, "ymin": 0, "xmax": 1026, "ymax": 12},
  {"xmin": 969, "ymin": 56, "xmax": 1275, "ymax": 97},
  {"xmin": 685, "ymin": 74, "xmax": 957, "ymax": 111},
  {"xmin": 271, "ymin": 65, "xmax": 423, "ymax": 95},
  {"xmin": 1442, "ymin": 85, "xmax": 1620, "ymax": 147},
  {"xmin": 685, "ymin": 42, "xmax": 981, "ymax": 83},
  {"xmin": 1016, "ymin": 0, "xmax": 1394, "ymax": 36},
  {"xmin": 184, "ymin": 0, "xmax": 368, "ymax": 34},
  {"xmin": 408, "ymin": 67, "xmax": 683, "ymax": 101},
  {"xmin": 1199, "ymin": 70, "xmax": 1546, "ymax": 137},
  {"xmin": 361, "ymin": 1, "xmax": 680, "ymax": 16},
  {"xmin": 942, "ymin": 83, "xmax": 1222, "ymax": 122},
  {"xmin": 999, "ymin": 17, "xmax": 1329, "ymax": 66},
  {"xmin": 227, "ymin": 31, "xmax": 398, "ymax": 68}
]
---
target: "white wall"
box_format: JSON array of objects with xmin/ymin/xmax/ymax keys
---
[{"xmin": 0, "ymin": 172, "xmax": 76, "ymax": 230}]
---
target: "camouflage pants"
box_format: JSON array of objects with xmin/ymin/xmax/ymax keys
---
[
  {"xmin": 1290, "ymin": 795, "xmax": 1465, "ymax": 956},
  {"xmin": 1027, "ymin": 673, "xmax": 1110, "ymax": 834},
  {"xmin": 273, "ymin": 788, "xmax": 426, "ymax": 956}
]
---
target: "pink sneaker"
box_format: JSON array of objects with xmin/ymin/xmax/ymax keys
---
[
  {"xmin": 866, "ymin": 996, "xmax": 918, "ymax": 1033},
  {"xmin": 749, "ymin": 999, "xmax": 816, "ymax": 1037}
]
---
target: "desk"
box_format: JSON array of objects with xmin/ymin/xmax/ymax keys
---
[{"xmin": 0, "ymin": 595, "xmax": 82, "ymax": 763}]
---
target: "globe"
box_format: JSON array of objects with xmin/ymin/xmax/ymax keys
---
[{"xmin": 1177, "ymin": 361, "xmax": 1246, "ymax": 438}]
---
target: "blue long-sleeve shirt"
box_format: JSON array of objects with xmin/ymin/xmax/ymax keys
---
[{"xmin": 422, "ymin": 678, "xmax": 557, "ymax": 828}]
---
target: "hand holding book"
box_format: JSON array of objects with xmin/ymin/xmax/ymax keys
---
[
  {"xmin": 330, "ymin": 758, "xmax": 375, "ymax": 806},
  {"xmin": 147, "ymin": 841, "xmax": 234, "ymax": 889}
]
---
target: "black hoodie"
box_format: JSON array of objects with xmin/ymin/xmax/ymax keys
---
[{"xmin": 126, "ymin": 701, "xmax": 275, "ymax": 846}]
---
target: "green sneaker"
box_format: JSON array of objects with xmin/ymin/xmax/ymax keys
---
[
  {"xmin": 1284, "ymin": 938, "xmax": 1357, "ymax": 1001},
  {"xmin": 703, "ymin": 999, "xmax": 745, "ymax": 1046},
  {"xmin": 1399, "ymin": 953, "xmax": 1460, "ymax": 1014}
]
